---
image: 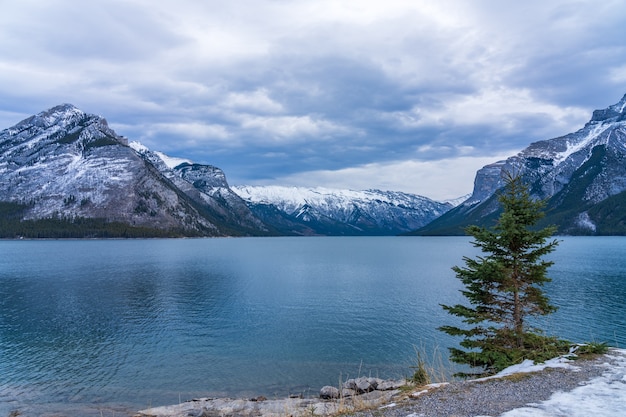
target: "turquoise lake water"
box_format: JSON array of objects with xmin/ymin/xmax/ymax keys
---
[{"xmin": 0, "ymin": 236, "xmax": 624, "ymax": 416}]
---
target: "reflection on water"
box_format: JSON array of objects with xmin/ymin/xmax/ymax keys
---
[{"xmin": 0, "ymin": 237, "xmax": 624, "ymax": 416}]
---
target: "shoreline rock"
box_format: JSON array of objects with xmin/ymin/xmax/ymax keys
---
[
  {"xmin": 321, "ymin": 377, "xmax": 406, "ymax": 399},
  {"xmin": 135, "ymin": 378, "xmax": 408, "ymax": 417}
]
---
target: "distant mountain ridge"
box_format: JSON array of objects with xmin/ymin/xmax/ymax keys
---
[
  {"xmin": 416, "ymin": 93, "xmax": 626, "ymax": 235},
  {"xmin": 11, "ymin": 96, "xmax": 625, "ymax": 238},
  {"xmin": 0, "ymin": 104, "xmax": 452, "ymax": 237},
  {"xmin": 232, "ymin": 185, "xmax": 453, "ymax": 235}
]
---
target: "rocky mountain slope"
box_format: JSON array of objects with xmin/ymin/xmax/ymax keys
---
[
  {"xmin": 0, "ymin": 104, "xmax": 269, "ymax": 237},
  {"xmin": 232, "ymin": 185, "xmax": 452, "ymax": 235},
  {"xmin": 129, "ymin": 142, "xmax": 268, "ymax": 236},
  {"xmin": 0, "ymin": 104, "xmax": 452, "ymax": 237},
  {"xmin": 416, "ymin": 94, "xmax": 626, "ymax": 235}
]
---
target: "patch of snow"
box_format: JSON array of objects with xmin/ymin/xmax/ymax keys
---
[
  {"xmin": 492, "ymin": 356, "xmax": 575, "ymax": 379},
  {"xmin": 128, "ymin": 141, "xmax": 148, "ymax": 153},
  {"xmin": 410, "ymin": 389, "xmax": 431, "ymax": 398},
  {"xmin": 576, "ymin": 212, "xmax": 597, "ymax": 232},
  {"xmin": 410, "ymin": 382, "xmax": 449, "ymax": 399},
  {"xmin": 443, "ymin": 193, "xmax": 472, "ymax": 207},
  {"xmin": 129, "ymin": 141, "xmax": 192, "ymax": 169},
  {"xmin": 154, "ymin": 151, "xmax": 192, "ymax": 169},
  {"xmin": 496, "ymin": 349, "xmax": 626, "ymax": 417},
  {"xmin": 402, "ymin": 349, "xmax": 626, "ymax": 417},
  {"xmin": 554, "ymin": 123, "xmax": 610, "ymax": 164}
]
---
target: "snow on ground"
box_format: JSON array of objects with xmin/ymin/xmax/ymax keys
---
[
  {"xmin": 482, "ymin": 352, "xmax": 578, "ymax": 380},
  {"xmin": 498, "ymin": 349, "xmax": 626, "ymax": 417},
  {"xmin": 448, "ymin": 348, "xmax": 626, "ymax": 417}
]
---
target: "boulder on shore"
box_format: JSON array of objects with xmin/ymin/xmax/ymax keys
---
[
  {"xmin": 319, "ymin": 386, "xmax": 340, "ymax": 399},
  {"xmin": 321, "ymin": 377, "xmax": 407, "ymax": 398},
  {"xmin": 135, "ymin": 378, "xmax": 407, "ymax": 417}
]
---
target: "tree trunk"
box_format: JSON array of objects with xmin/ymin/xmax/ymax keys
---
[{"xmin": 513, "ymin": 290, "xmax": 523, "ymax": 348}]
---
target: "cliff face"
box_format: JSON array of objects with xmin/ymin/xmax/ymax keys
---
[{"xmin": 417, "ymin": 94, "xmax": 626, "ymax": 235}]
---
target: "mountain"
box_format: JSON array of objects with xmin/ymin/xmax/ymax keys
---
[
  {"xmin": 415, "ymin": 94, "xmax": 626, "ymax": 235},
  {"xmin": 0, "ymin": 103, "xmax": 452, "ymax": 238},
  {"xmin": 129, "ymin": 142, "xmax": 268, "ymax": 235},
  {"xmin": 0, "ymin": 104, "xmax": 270, "ymax": 237},
  {"xmin": 232, "ymin": 185, "xmax": 453, "ymax": 235}
]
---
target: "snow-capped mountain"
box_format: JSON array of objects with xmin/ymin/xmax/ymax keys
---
[
  {"xmin": 0, "ymin": 104, "xmax": 269, "ymax": 237},
  {"xmin": 0, "ymin": 103, "xmax": 454, "ymax": 237},
  {"xmin": 232, "ymin": 185, "xmax": 453, "ymax": 235},
  {"xmin": 129, "ymin": 141, "xmax": 268, "ymax": 235},
  {"xmin": 442, "ymin": 193, "xmax": 472, "ymax": 207},
  {"xmin": 418, "ymin": 93, "xmax": 626, "ymax": 235}
]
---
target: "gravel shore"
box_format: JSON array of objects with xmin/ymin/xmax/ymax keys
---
[
  {"xmin": 138, "ymin": 349, "xmax": 625, "ymax": 417},
  {"xmin": 351, "ymin": 349, "xmax": 625, "ymax": 417}
]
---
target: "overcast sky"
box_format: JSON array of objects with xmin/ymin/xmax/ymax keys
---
[{"xmin": 2, "ymin": 0, "xmax": 626, "ymax": 200}]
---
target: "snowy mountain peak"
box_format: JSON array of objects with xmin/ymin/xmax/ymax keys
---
[
  {"xmin": 1, "ymin": 104, "xmax": 129, "ymax": 164},
  {"xmin": 31, "ymin": 103, "xmax": 86, "ymax": 129},
  {"xmin": 0, "ymin": 104, "xmax": 270, "ymax": 237},
  {"xmin": 232, "ymin": 185, "xmax": 452, "ymax": 235},
  {"xmin": 509, "ymin": 95, "xmax": 626, "ymax": 169},
  {"xmin": 443, "ymin": 193, "xmax": 472, "ymax": 207},
  {"xmin": 1, "ymin": 103, "xmax": 461, "ymax": 237},
  {"xmin": 421, "ymin": 93, "xmax": 626, "ymax": 235},
  {"xmin": 463, "ymin": 94, "xmax": 626, "ymax": 205},
  {"xmin": 232, "ymin": 185, "xmax": 441, "ymax": 210},
  {"xmin": 590, "ymin": 93, "xmax": 626, "ymax": 123}
]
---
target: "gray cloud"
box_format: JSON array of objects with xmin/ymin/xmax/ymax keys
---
[{"xmin": 1, "ymin": 0, "xmax": 626, "ymax": 199}]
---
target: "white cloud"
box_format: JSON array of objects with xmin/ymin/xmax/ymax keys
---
[
  {"xmin": 116, "ymin": 122, "xmax": 232, "ymax": 152},
  {"xmin": 2, "ymin": 0, "xmax": 626, "ymax": 195},
  {"xmin": 153, "ymin": 122, "xmax": 230, "ymax": 140},
  {"xmin": 224, "ymin": 89, "xmax": 284, "ymax": 114},
  {"xmin": 239, "ymin": 115, "xmax": 355, "ymax": 141},
  {"xmin": 249, "ymin": 151, "xmax": 518, "ymax": 201},
  {"xmin": 405, "ymin": 88, "xmax": 589, "ymax": 133},
  {"xmin": 610, "ymin": 64, "xmax": 626, "ymax": 83}
]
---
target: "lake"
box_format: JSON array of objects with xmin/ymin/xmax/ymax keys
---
[{"xmin": 0, "ymin": 236, "xmax": 624, "ymax": 416}]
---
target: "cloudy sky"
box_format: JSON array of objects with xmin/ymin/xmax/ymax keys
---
[{"xmin": 2, "ymin": 0, "xmax": 626, "ymax": 200}]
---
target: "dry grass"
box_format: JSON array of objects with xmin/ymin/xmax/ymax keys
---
[{"xmin": 410, "ymin": 342, "xmax": 450, "ymax": 385}]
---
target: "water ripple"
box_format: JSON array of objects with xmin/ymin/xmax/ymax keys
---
[{"xmin": 0, "ymin": 237, "xmax": 624, "ymax": 416}]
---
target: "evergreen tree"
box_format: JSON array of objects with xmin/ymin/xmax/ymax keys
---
[{"xmin": 439, "ymin": 173, "xmax": 566, "ymax": 376}]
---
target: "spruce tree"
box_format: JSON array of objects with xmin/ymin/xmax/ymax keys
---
[{"xmin": 439, "ymin": 173, "xmax": 566, "ymax": 376}]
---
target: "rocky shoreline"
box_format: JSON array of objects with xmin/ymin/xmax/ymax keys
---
[
  {"xmin": 134, "ymin": 349, "xmax": 626, "ymax": 417},
  {"xmin": 134, "ymin": 377, "xmax": 407, "ymax": 417}
]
